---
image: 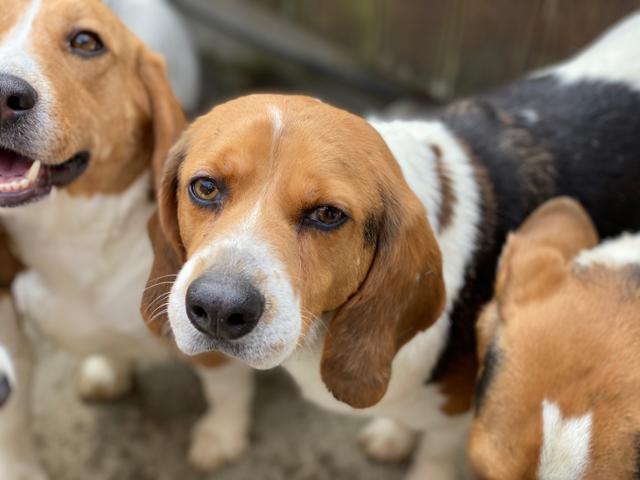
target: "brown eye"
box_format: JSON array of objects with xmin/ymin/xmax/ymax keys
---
[
  {"xmin": 189, "ymin": 177, "xmax": 221, "ymax": 206},
  {"xmin": 69, "ymin": 31, "xmax": 105, "ymax": 56},
  {"xmin": 305, "ymin": 205, "xmax": 348, "ymax": 231}
]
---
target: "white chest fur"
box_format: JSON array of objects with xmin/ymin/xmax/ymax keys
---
[
  {"xmin": 283, "ymin": 119, "xmax": 482, "ymax": 428},
  {"xmin": 0, "ymin": 174, "xmax": 166, "ymax": 359}
]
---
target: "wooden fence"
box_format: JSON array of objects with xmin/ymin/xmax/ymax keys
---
[{"xmin": 253, "ymin": 0, "xmax": 640, "ymax": 99}]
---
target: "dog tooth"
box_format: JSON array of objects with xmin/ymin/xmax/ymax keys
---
[
  {"xmin": 26, "ymin": 161, "xmax": 41, "ymax": 183},
  {"xmin": 18, "ymin": 179, "xmax": 29, "ymax": 190}
]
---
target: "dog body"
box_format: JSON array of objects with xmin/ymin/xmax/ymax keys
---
[
  {"xmin": 470, "ymin": 199, "xmax": 640, "ymax": 479},
  {"xmin": 105, "ymin": 0, "xmax": 201, "ymax": 112},
  {"xmin": 146, "ymin": 11, "xmax": 640, "ymax": 480},
  {"xmin": 0, "ymin": 1, "xmax": 253, "ymax": 476},
  {"xmin": 3, "ymin": 174, "xmax": 163, "ymax": 359}
]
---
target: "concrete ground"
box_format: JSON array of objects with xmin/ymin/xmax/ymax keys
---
[{"xmin": 32, "ymin": 341, "xmax": 408, "ymax": 480}]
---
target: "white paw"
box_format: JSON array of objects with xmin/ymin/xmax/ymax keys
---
[
  {"xmin": 0, "ymin": 456, "xmax": 48, "ymax": 480},
  {"xmin": 188, "ymin": 412, "xmax": 249, "ymax": 471},
  {"xmin": 77, "ymin": 356, "xmax": 132, "ymax": 402},
  {"xmin": 358, "ymin": 418, "xmax": 417, "ymax": 463}
]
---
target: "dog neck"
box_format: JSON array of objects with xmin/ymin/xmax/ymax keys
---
[{"xmin": 0, "ymin": 171, "xmax": 154, "ymax": 286}]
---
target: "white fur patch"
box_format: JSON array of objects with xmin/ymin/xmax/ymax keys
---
[
  {"xmin": 0, "ymin": 0, "xmax": 53, "ymax": 155},
  {"xmin": 368, "ymin": 119, "xmax": 482, "ymax": 375},
  {"xmin": 268, "ymin": 105, "xmax": 284, "ymax": 142},
  {"xmin": 539, "ymin": 400, "xmax": 592, "ymax": 480},
  {"xmin": 546, "ymin": 11, "xmax": 640, "ymax": 91},
  {"xmin": 576, "ymin": 232, "xmax": 640, "ymax": 269},
  {"xmin": 0, "ymin": 298, "xmax": 17, "ymax": 385},
  {"xmin": 2, "ymin": 174, "xmax": 167, "ymax": 360},
  {"xmin": 168, "ymin": 229, "xmax": 301, "ymax": 369}
]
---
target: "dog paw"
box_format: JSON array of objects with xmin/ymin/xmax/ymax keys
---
[
  {"xmin": 188, "ymin": 413, "xmax": 249, "ymax": 471},
  {"xmin": 358, "ymin": 418, "xmax": 417, "ymax": 462},
  {"xmin": 77, "ymin": 355, "xmax": 132, "ymax": 402}
]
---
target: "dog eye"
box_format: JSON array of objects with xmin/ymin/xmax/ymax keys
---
[
  {"xmin": 305, "ymin": 206, "xmax": 348, "ymax": 230},
  {"xmin": 69, "ymin": 31, "xmax": 105, "ymax": 57},
  {"xmin": 189, "ymin": 177, "xmax": 221, "ymax": 206}
]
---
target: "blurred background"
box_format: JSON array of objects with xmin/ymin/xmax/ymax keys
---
[
  {"xmin": 182, "ymin": 0, "xmax": 640, "ymax": 112},
  {"xmin": 36, "ymin": 1, "xmax": 640, "ymax": 479}
]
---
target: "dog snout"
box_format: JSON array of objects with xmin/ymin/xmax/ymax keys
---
[
  {"xmin": 0, "ymin": 74, "xmax": 38, "ymax": 123},
  {"xmin": 0, "ymin": 374, "xmax": 11, "ymax": 407},
  {"xmin": 186, "ymin": 272, "xmax": 265, "ymax": 340}
]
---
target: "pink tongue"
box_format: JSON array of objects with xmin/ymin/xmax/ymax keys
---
[{"xmin": 0, "ymin": 150, "xmax": 32, "ymax": 180}]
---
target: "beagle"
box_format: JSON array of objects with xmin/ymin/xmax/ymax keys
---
[
  {"xmin": 470, "ymin": 198, "xmax": 640, "ymax": 480},
  {"xmin": 144, "ymin": 11, "xmax": 640, "ymax": 480},
  {"xmin": 0, "ymin": 0, "xmax": 253, "ymax": 476}
]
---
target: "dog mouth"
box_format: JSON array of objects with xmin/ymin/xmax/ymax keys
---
[{"xmin": 0, "ymin": 149, "xmax": 90, "ymax": 207}]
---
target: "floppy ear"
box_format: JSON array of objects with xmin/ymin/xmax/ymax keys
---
[
  {"xmin": 320, "ymin": 181, "xmax": 446, "ymax": 409},
  {"xmin": 140, "ymin": 139, "xmax": 187, "ymax": 336},
  {"xmin": 137, "ymin": 45, "xmax": 186, "ymax": 193},
  {"xmin": 496, "ymin": 197, "xmax": 599, "ymax": 308}
]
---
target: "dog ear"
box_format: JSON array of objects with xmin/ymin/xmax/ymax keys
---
[
  {"xmin": 320, "ymin": 181, "xmax": 446, "ymax": 409},
  {"xmin": 137, "ymin": 45, "xmax": 186, "ymax": 193},
  {"xmin": 496, "ymin": 197, "xmax": 598, "ymax": 309},
  {"xmin": 140, "ymin": 139, "xmax": 187, "ymax": 336}
]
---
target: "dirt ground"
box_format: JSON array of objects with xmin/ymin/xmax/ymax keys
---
[{"xmin": 32, "ymin": 341, "xmax": 407, "ymax": 480}]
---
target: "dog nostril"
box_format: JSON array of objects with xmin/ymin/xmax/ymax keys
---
[
  {"xmin": 189, "ymin": 304, "xmax": 208, "ymax": 321},
  {"xmin": 227, "ymin": 313, "xmax": 246, "ymax": 327},
  {"xmin": 7, "ymin": 94, "xmax": 34, "ymax": 111}
]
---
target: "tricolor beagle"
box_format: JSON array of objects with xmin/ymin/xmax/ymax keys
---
[
  {"xmin": 0, "ymin": 0, "xmax": 253, "ymax": 476},
  {"xmin": 470, "ymin": 198, "xmax": 640, "ymax": 480},
  {"xmin": 144, "ymin": 11, "xmax": 640, "ymax": 479}
]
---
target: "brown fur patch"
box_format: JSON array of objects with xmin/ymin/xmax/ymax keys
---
[
  {"xmin": 433, "ymin": 146, "xmax": 456, "ymax": 232},
  {"xmin": 0, "ymin": 228, "xmax": 22, "ymax": 289},
  {"xmin": 466, "ymin": 199, "xmax": 640, "ymax": 479}
]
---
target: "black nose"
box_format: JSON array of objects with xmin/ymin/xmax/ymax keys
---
[
  {"xmin": 0, "ymin": 374, "xmax": 11, "ymax": 408},
  {"xmin": 186, "ymin": 273, "xmax": 264, "ymax": 340},
  {"xmin": 0, "ymin": 74, "xmax": 38, "ymax": 122}
]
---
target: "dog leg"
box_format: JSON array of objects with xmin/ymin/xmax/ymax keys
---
[
  {"xmin": 358, "ymin": 417, "xmax": 417, "ymax": 462},
  {"xmin": 405, "ymin": 414, "xmax": 472, "ymax": 480},
  {"xmin": 77, "ymin": 355, "xmax": 133, "ymax": 402},
  {"xmin": 0, "ymin": 295, "xmax": 47, "ymax": 480},
  {"xmin": 189, "ymin": 361, "xmax": 254, "ymax": 471}
]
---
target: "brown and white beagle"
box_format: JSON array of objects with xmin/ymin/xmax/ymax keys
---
[
  {"xmin": 470, "ymin": 198, "xmax": 640, "ymax": 480},
  {"xmin": 144, "ymin": 11, "xmax": 640, "ymax": 480},
  {"xmin": 0, "ymin": 0, "xmax": 253, "ymax": 476}
]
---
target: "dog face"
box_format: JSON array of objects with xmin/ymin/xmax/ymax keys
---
[
  {"xmin": 0, "ymin": 0, "xmax": 184, "ymax": 207},
  {"xmin": 143, "ymin": 94, "xmax": 445, "ymax": 408},
  {"xmin": 469, "ymin": 198, "xmax": 640, "ymax": 479}
]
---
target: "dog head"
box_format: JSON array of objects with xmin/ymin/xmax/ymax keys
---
[
  {"xmin": 469, "ymin": 198, "xmax": 640, "ymax": 479},
  {"xmin": 142, "ymin": 94, "xmax": 445, "ymax": 408},
  {"xmin": 0, "ymin": 0, "xmax": 184, "ymax": 207}
]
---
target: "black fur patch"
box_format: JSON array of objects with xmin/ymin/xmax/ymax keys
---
[
  {"xmin": 474, "ymin": 342, "xmax": 501, "ymax": 415},
  {"xmin": 427, "ymin": 75, "xmax": 640, "ymax": 404},
  {"xmin": 446, "ymin": 75, "xmax": 640, "ymax": 238}
]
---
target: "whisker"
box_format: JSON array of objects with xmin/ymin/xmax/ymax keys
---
[
  {"xmin": 143, "ymin": 281, "xmax": 177, "ymax": 293},
  {"xmin": 146, "ymin": 292, "xmax": 171, "ymax": 309},
  {"xmin": 147, "ymin": 300, "xmax": 170, "ymax": 320},
  {"xmin": 147, "ymin": 305, "xmax": 169, "ymax": 325}
]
